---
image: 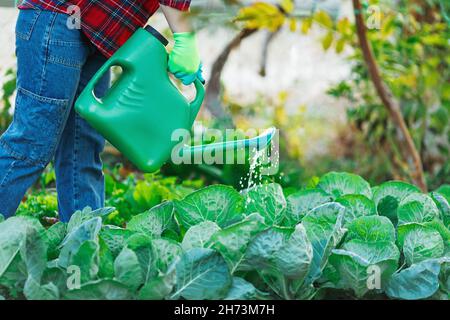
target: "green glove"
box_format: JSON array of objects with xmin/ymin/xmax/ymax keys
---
[{"xmin": 168, "ymin": 32, "xmax": 201, "ymax": 76}]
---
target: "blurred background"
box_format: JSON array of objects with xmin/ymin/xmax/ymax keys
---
[{"xmin": 0, "ymin": 0, "xmax": 449, "ymax": 225}]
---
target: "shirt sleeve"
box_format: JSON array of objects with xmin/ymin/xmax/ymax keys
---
[{"xmin": 159, "ymin": 0, "xmax": 191, "ymax": 11}]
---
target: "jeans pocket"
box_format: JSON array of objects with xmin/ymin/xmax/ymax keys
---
[
  {"xmin": 16, "ymin": 9, "xmax": 41, "ymax": 41},
  {"xmin": 47, "ymin": 12, "xmax": 90, "ymax": 69},
  {"xmin": 3, "ymin": 87, "xmax": 70, "ymax": 165}
]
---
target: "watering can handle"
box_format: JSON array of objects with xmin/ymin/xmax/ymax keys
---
[
  {"xmin": 189, "ymin": 78, "xmax": 205, "ymax": 123},
  {"xmin": 84, "ymin": 56, "xmax": 128, "ymax": 103},
  {"xmin": 85, "ymin": 56, "xmax": 204, "ymax": 115}
]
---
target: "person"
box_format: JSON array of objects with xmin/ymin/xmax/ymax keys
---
[{"xmin": 0, "ymin": 0, "xmax": 202, "ymax": 221}]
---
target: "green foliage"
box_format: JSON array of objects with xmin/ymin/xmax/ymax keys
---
[
  {"xmin": 16, "ymin": 192, "xmax": 58, "ymax": 225},
  {"xmin": 0, "ymin": 68, "xmax": 16, "ymax": 133},
  {"xmin": 16, "ymin": 171, "xmax": 202, "ymax": 228},
  {"xmin": 104, "ymin": 171, "xmax": 202, "ymax": 226},
  {"xmin": 320, "ymin": 1, "xmax": 450, "ymax": 186},
  {"xmin": 1, "ymin": 171, "xmax": 448, "ymax": 300}
]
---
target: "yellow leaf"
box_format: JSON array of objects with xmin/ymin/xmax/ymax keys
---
[
  {"xmin": 336, "ymin": 18, "xmax": 350, "ymax": 35},
  {"xmin": 289, "ymin": 18, "xmax": 297, "ymax": 32},
  {"xmin": 280, "ymin": 0, "xmax": 294, "ymax": 14},
  {"xmin": 235, "ymin": 2, "xmax": 285, "ymax": 31},
  {"xmin": 301, "ymin": 17, "xmax": 312, "ymax": 34},
  {"xmin": 314, "ymin": 10, "xmax": 333, "ymax": 29},
  {"xmin": 278, "ymin": 91, "xmax": 289, "ymax": 103},
  {"xmin": 274, "ymin": 106, "xmax": 288, "ymax": 126},
  {"xmin": 335, "ymin": 38, "xmax": 345, "ymax": 54},
  {"xmin": 322, "ymin": 31, "xmax": 333, "ymax": 50},
  {"xmin": 381, "ymin": 15, "xmax": 395, "ymax": 37}
]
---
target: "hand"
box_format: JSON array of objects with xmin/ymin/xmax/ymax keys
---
[
  {"xmin": 168, "ymin": 32, "xmax": 201, "ymax": 85},
  {"xmin": 173, "ymin": 63, "xmax": 205, "ymax": 86}
]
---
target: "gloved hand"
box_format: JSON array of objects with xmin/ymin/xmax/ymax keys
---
[
  {"xmin": 168, "ymin": 32, "xmax": 202, "ymax": 85},
  {"xmin": 173, "ymin": 63, "xmax": 205, "ymax": 86}
]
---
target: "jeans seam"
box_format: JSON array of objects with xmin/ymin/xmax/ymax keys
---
[
  {"xmin": 49, "ymin": 39, "xmax": 84, "ymax": 47},
  {"xmin": 17, "ymin": 87, "xmax": 69, "ymax": 106},
  {"xmin": 38, "ymin": 11, "xmax": 58, "ymax": 97},
  {"xmin": 15, "ymin": 87, "xmax": 71, "ymax": 165},
  {"xmin": 48, "ymin": 55, "xmax": 84, "ymax": 69},
  {"xmin": 0, "ymin": 160, "xmax": 16, "ymax": 188},
  {"xmin": 16, "ymin": 9, "xmax": 42, "ymax": 41},
  {"xmin": 73, "ymin": 115, "xmax": 81, "ymax": 210},
  {"xmin": 0, "ymin": 140, "xmax": 46, "ymax": 167}
]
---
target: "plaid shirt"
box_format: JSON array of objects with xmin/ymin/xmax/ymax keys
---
[{"xmin": 18, "ymin": 0, "xmax": 191, "ymax": 57}]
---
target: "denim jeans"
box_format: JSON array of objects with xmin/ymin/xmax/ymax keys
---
[{"xmin": 0, "ymin": 9, "xmax": 110, "ymax": 222}]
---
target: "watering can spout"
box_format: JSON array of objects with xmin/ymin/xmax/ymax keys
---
[{"xmin": 180, "ymin": 127, "xmax": 277, "ymax": 160}]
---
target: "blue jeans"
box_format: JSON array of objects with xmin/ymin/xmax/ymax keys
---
[{"xmin": 0, "ymin": 9, "xmax": 110, "ymax": 222}]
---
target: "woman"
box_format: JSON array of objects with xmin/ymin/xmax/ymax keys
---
[{"xmin": 0, "ymin": 0, "xmax": 202, "ymax": 221}]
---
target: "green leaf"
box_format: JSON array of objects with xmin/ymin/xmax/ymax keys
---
[
  {"xmin": 67, "ymin": 207, "xmax": 114, "ymax": 234},
  {"xmin": 273, "ymin": 224, "xmax": 313, "ymax": 280},
  {"xmin": 431, "ymin": 192, "xmax": 450, "ymax": 228},
  {"xmin": 330, "ymin": 240, "xmax": 400, "ymax": 297},
  {"xmin": 435, "ymin": 184, "xmax": 450, "ymax": 196},
  {"xmin": 224, "ymin": 277, "xmax": 258, "ymax": 300},
  {"xmin": 435, "ymin": 185, "xmax": 450, "ymax": 202},
  {"xmin": 70, "ymin": 240, "xmax": 99, "ymax": 284},
  {"xmin": 402, "ymin": 226, "xmax": 444, "ymax": 266},
  {"xmin": 24, "ymin": 277, "xmax": 59, "ymax": 300},
  {"xmin": 152, "ymin": 238, "xmax": 183, "ymax": 275},
  {"xmin": 346, "ymin": 216, "xmax": 395, "ymax": 243},
  {"xmin": 336, "ymin": 195, "xmax": 377, "ymax": 226},
  {"xmin": 64, "ymin": 279, "xmax": 133, "ymax": 300},
  {"xmin": 302, "ymin": 202, "xmax": 346, "ymax": 284},
  {"xmin": 126, "ymin": 234, "xmax": 154, "ymax": 284},
  {"xmin": 317, "ymin": 172, "xmax": 372, "ymax": 199},
  {"xmin": 98, "ymin": 237, "xmax": 114, "ymax": 279},
  {"xmin": 99, "ymin": 226, "xmax": 135, "ymax": 258},
  {"xmin": 171, "ymin": 248, "xmax": 231, "ymax": 300},
  {"xmin": 244, "ymin": 183, "xmax": 286, "ymax": 226},
  {"xmin": 386, "ymin": 258, "xmax": 450, "ymax": 300},
  {"xmin": 181, "ymin": 221, "xmax": 220, "ymax": 251},
  {"xmin": 210, "ymin": 213, "xmax": 266, "ymax": 273},
  {"xmin": 138, "ymin": 272, "xmax": 175, "ymax": 300},
  {"xmin": 242, "ymin": 228, "xmax": 289, "ymax": 271},
  {"xmin": 284, "ymin": 188, "xmax": 332, "ymax": 225},
  {"xmin": 373, "ymin": 181, "xmax": 421, "ymax": 223},
  {"xmin": 114, "ymin": 247, "xmax": 143, "ymax": 291},
  {"xmin": 240, "ymin": 223, "xmax": 315, "ymax": 298},
  {"xmin": 174, "ymin": 185, "xmax": 244, "ymax": 229},
  {"xmin": 397, "ymin": 193, "xmax": 440, "ymax": 226},
  {"xmin": 0, "ymin": 217, "xmax": 46, "ymax": 291},
  {"xmin": 126, "ymin": 202, "xmax": 174, "ymax": 237},
  {"xmin": 41, "ymin": 266, "xmax": 68, "ymax": 297},
  {"xmin": 58, "ymin": 217, "xmax": 102, "ymax": 268},
  {"xmin": 137, "ymin": 240, "xmax": 182, "ymax": 300},
  {"xmin": 46, "ymin": 222, "xmax": 66, "ymax": 259}
]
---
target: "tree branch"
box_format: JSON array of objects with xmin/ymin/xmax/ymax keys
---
[
  {"xmin": 205, "ymin": 28, "xmax": 257, "ymax": 129},
  {"xmin": 352, "ymin": 0, "xmax": 427, "ymax": 191}
]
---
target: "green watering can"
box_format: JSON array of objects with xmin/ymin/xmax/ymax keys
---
[{"xmin": 75, "ymin": 26, "xmax": 276, "ymax": 172}]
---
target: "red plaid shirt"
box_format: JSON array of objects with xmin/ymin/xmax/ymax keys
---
[{"xmin": 18, "ymin": 0, "xmax": 191, "ymax": 57}]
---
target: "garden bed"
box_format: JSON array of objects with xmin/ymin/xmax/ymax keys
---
[{"xmin": 1, "ymin": 172, "xmax": 449, "ymax": 300}]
